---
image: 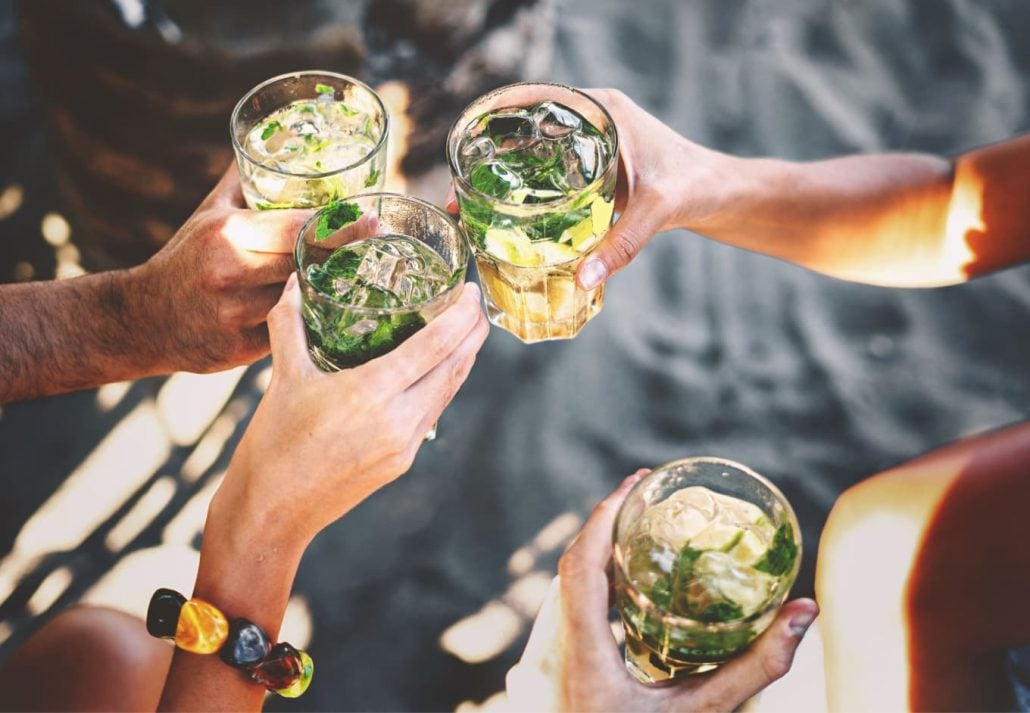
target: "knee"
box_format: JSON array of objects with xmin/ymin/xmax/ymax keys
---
[{"xmin": 6, "ymin": 606, "xmax": 171, "ymax": 711}]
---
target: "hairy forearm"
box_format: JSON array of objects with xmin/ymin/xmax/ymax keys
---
[
  {"xmin": 688, "ymin": 151, "xmax": 959, "ymax": 286},
  {"xmin": 0, "ymin": 267, "xmax": 166, "ymax": 403},
  {"xmin": 159, "ymin": 480, "xmax": 308, "ymax": 712}
]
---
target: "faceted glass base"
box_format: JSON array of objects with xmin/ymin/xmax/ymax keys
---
[{"xmin": 623, "ymin": 636, "xmax": 716, "ymax": 685}]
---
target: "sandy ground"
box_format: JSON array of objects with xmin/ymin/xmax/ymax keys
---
[{"xmin": 0, "ymin": 0, "xmax": 1028, "ymax": 711}]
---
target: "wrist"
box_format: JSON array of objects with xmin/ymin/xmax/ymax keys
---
[
  {"xmin": 198, "ymin": 483, "xmax": 309, "ymax": 638},
  {"xmin": 106, "ymin": 263, "xmax": 172, "ymax": 376},
  {"xmin": 698, "ymin": 153, "xmax": 801, "ymax": 235}
]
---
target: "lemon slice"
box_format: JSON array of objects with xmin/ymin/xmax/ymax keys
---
[
  {"xmin": 591, "ymin": 196, "xmax": 614, "ymax": 235},
  {"xmin": 560, "ymin": 215, "xmax": 595, "ymax": 250},
  {"xmin": 534, "ymin": 240, "xmax": 580, "ymax": 266},
  {"xmin": 484, "ymin": 227, "xmax": 539, "ymax": 266}
]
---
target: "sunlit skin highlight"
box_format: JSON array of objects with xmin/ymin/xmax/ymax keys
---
[{"xmin": 818, "ymin": 421, "xmax": 1030, "ymax": 711}]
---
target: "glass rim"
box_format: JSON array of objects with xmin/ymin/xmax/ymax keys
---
[
  {"xmin": 294, "ymin": 192, "xmax": 470, "ymax": 315},
  {"xmin": 612, "ymin": 456, "xmax": 802, "ymax": 631},
  {"xmin": 445, "ymin": 81, "xmax": 620, "ymax": 210},
  {"xmin": 230, "ymin": 69, "xmax": 391, "ymax": 179}
]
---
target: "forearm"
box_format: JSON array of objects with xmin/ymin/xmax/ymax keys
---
[
  {"xmin": 0, "ymin": 267, "xmax": 165, "ymax": 403},
  {"xmin": 159, "ymin": 480, "xmax": 309, "ymax": 712},
  {"xmin": 686, "ymin": 150, "xmax": 959, "ymax": 286}
]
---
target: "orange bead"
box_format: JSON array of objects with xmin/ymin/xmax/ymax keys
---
[{"xmin": 175, "ymin": 598, "xmax": 229, "ymax": 654}]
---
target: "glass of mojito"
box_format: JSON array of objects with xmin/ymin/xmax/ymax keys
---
[
  {"xmin": 295, "ymin": 194, "xmax": 468, "ymax": 437},
  {"xmin": 613, "ymin": 457, "xmax": 801, "ymax": 684},
  {"xmin": 231, "ymin": 70, "xmax": 388, "ymax": 210},
  {"xmin": 446, "ymin": 83, "xmax": 618, "ymax": 343}
]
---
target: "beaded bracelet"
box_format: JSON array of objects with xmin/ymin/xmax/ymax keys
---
[{"xmin": 146, "ymin": 588, "xmax": 313, "ymax": 698}]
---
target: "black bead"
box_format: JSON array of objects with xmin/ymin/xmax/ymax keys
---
[
  {"xmin": 146, "ymin": 588, "xmax": 186, "ymax": 639},
  {"xmin": 219, "ymin": 618, "xmax": 272, "ymax": 668}
]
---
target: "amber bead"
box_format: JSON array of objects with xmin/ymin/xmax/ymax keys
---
[
  {"xmin": 250, "ymin": 642, "xmax": 304, "ymax": 690},
  {"xmin": 275, "ymin": 650, "xmax": 313, "ymax": 698},
  {"xmin": 174, "ymin": 598, "xmax": 229, "ymax": 654},
  {"xmin": 146, "ymin": 588, "xmax": 186, "ymax": 639},
  {"xmin": 219, "ymin": 618, "xmax": 271, "ymax": 668}
]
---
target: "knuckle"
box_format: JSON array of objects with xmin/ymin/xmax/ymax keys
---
[
  {"xmin": 557, "ymin": 551, "xmax": 586, "ymax": 580},
  {"xmin": 610, "ymin": 230, "xmax": 640, "ymax": 267},
  {"xmin": 202, "ymin": 263, "xmax": 236, "ymax": 292},
  {"xmin": 761, "ymin": 648, "xmax": 792, "ymax": 683}
]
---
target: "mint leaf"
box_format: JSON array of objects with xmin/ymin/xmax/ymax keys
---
[
  {"xmin": 470, "ymin": 163, "xmax": 517, "ymax": 199},
  {"xmin": 754, "ymin": 523, "xmax": 798, "ymax": 576},
  {"xmin": 337, "ymin": 103, "xmax": 360, "ymax": 117},
  {"xmin": 364, "ymin": 169, "xmax": 381, "ymax": 188},
  {"xmin": 315, "ymin": 83, "xmax": 334, "ymax": 95},
  {"xmin": 698, "ymin": 601, "xmax": 744, "ymax": 623},
  {"xmin": 260, "ymin": 121, "xmax": 283, "ymax": 141},
  {"xmin": 315, "ymin": 200, "xmax": 363, "ymax": 241}
]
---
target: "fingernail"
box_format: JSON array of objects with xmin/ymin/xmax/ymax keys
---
[
  {"xmin": 789, "ymin": 611, "xmax": 816, "ymax": 637},
  {"xmin": 465, "ymin": 282, "xmax": 481, "ymax": 299},
  {"xmin": 286, "ymin": 272, "xmax": 298, "ymax": 290},
  {"xmin": 579, "ymin": 259, "xmax": 607, "ymax": 290}
]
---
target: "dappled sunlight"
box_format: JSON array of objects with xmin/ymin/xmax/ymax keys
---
[
  {"xmin": 105, "ymin": 476, "xmax": 177, "ymax": 552},
  {"xmin": 81, "ymin": 544, "xmax": 201, "ymax": 619},
  {"xmin": 440, "ymin": 600, "xmax": 523, "ymax": 664},
  {"xmin": 162, "ymin": 472, "xmax": 225, "ymax": 547},
  {"xmin": 0, "ymin": 402, "xmax": 170, "ymax": 603},
  {"xmin": 441, "ymin": 512, "xmax": 581, "ymax": 667},
  {"xmin": 157, "ymin": 367, "xmax": 247, "ymax": 446},
  {"xmin": 181, "ymin": 414, "xmax": 238, "ymax": 483},
  {"xmin": 507, "ymin": 512, "xmax": 581, "ymax": 576},
  {"xmin": 455, "ymin": 690, "xmax": 508, "ymax": 713},
  {"xmin": 26, "ymin": 566, "xmax": 73, "ymax": 617},
  {"xmin": 941, "ymin": 169, "xmax": 983, "ymax": 281},
  {"xmin": 95, "ymin": 380, "xmax": 133, "ymax": 412},
  {"xmin": 280, "ymin": 594, "xmax": 313, "ymax": 651},
  {"xmin": 0, "ymin": 184, "xmax": 23, "ymax": 221}
]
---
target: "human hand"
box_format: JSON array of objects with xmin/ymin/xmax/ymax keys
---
[
  {"xmin": 209, "ymin": 276, "xmax": 489, "ymax": 547},
  {"xmin": 125, "ymin": 164, "xmax": 312, "ymax": 374},
  {"xmin": 507, "ymin": 471, "xmax": 819, "ymax": 713},
  {"xmin": 444, "ymin": 89, "xmax": 727, "ymax": 291}
]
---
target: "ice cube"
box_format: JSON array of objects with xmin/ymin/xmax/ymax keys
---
[
  {"xmin": 356, "ymin": 243, "xmax": 406, "ymax": 292},
  {"xmin": 561, "ymin": 133, "xmax": 605, "ymax": 185},
  {"xmin": 687, "ymin": 551, "xmax": 776, "ymax": 617},
  {"xmin": 461, "ymin": 136, "xmax": 496, "ymax": 165},
  {"xmin": 665, "ymin": 487, "xmax": 719, "ymax": 519},
  {"xmin": 533, "ymin": 101, "xmax": 581, "ymax": 139},
  {"xmin": 290, "ymin": 119, "xmax": 320, "ymax": 137},
  {"xmin": 349, "ymin": 285, "xmax": 400, "ymax": 309},
  {"xmin": 644, "ymin": 502, "xmax": 711, "ymax": 550},
  {"xmin": 331, "ymin": 276, "xmax": 356, "ymax": 297},
  {"xmin": 349, "ymin": 319, "xmax": 378, "ymax": 336},
  {"xmin": 470, "ymin": 161, "xmax": 522, "ymax": 201},
  {"xmin": 486, "ymin": 109, "xmax": 540, "ymax": 154}
]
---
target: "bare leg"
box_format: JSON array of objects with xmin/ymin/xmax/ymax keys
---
[
  {"xmin": 817, "ymin": 421, "xmax": 1030, "ymax": 711},
  {"xmin": 0, "ymin": 606, "xmax": 172, "ymax": 711}
]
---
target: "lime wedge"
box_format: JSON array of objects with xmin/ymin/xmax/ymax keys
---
[
  {"xmin": 484, "ymin": 227, "xmax": 539, "ymax": 266},
  {"xmin": 690, "ymin": 522, "xmax": 744, "ymax": 551},
  {"xmin": 591, "ymin": 196, "xmax": 614, "ymax": 235},
  {"xmin": 727, "ymin": 528, "xmax": 767, "ymax": 566}
]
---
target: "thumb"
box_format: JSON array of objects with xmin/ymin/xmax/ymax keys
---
[
  {"xmin": 685, "ymin": 598, "xmax": 819, "ymax": 711},
  {"xmin": 267, "ymin": 273, "xmax": 316, "ymax": 379},
  {"xmin": 576, "ymin": 196, "xmax": 668, "ymax": 290}
]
